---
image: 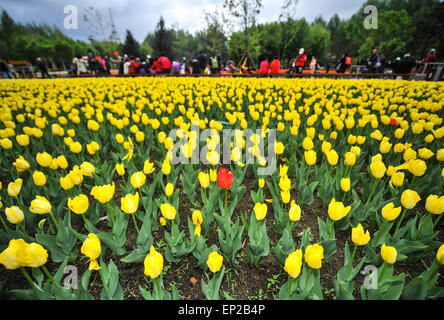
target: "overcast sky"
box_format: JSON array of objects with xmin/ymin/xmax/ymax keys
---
[{"xmin": 0, "ymin": 0, "xmax": 368, "ymax": 42}]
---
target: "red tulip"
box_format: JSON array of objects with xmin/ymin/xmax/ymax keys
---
[
  {"xmin": 217, "ymin": 167, "xmax": 233, "ymax": 189},
  {"xmin": 390, "ymin": 118, "xmax": 397, "ymax": 126}
]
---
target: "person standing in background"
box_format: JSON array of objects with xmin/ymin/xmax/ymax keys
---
[
  {"xmin": 259, "ymin": 57, "xmax": 269, "ymax": 75},
  {"xmin": 296, "ymin": 48, "xmax": 307, "ymax": 74},
  {"xmin": 36, "ymin": 57, "xmax": 51, "ymax": 78},
  {"xmin": 270, "ymin": 56, "xmax": 281, "ymax": 75}
]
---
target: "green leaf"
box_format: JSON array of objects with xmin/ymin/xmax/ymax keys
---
[{"xmin": 401, "ymin": 277, "xmax": 427, "ymax": 300}]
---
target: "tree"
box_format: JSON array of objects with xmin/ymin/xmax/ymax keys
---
[
  {"xmin": 150, "ymin": 16, "xmax": 173, "ymax": 58},
  {"xmin": 203, "ymin": 10, "xmax": 229, "ymax": 60},
  {"xmin": 224, "ymin": 0, "xmax": 262, "ymax": 67},
  {"xmin": 121, "ymin": 30, "xmax": 140, "ymax": 57}
]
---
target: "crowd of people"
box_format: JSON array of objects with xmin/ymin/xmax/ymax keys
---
[{"xmin": 0, "ymin": 47, "xmax": 439, "ymax": 79}]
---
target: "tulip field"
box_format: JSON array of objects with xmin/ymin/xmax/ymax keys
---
[{"xmin": 0, "ymin": 77, "xmax": 443, "ymax": 300}]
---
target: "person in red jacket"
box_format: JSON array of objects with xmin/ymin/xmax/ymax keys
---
[
  {"xmin": 270, "ymin": 57, "xmax": 280, "ymax": 75},
  {"xmin": 296, "ymin": 48, "xmax": 307, "ymax": 73},
  {"xmin": 158, "ymin": 56, "xmax": 171, "ymax": 74},
  {"xmin": 259, "ymin": 57, "xmax": 269, "ymax": 74},
  {"xmin": 150, "ymin": 57, "xmax": 162, "ymax": 74}
]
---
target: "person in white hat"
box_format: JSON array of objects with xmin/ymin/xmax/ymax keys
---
[{"xmin": 296, "ymin": 48, "xmax": 307, "ymax": 73}]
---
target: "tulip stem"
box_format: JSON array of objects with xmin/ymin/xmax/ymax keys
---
[
  {"xmin": 154, "ymin": 277, "xmax": 162, "ymax": 300},
  {"xmin": 225, "ymin": 189, "xmax": 228, "ymax": 217},
  {"xmin": 378, "ymin": 262, "xmax": 387, "ymax": 283},
  {"xmin": 41, "ymin": 265, "xmax": 59, "ymax": 286},
  {"xmin": 433, "ymin": 214, "xmax": 443, "ymax": 229},
  {"xmin": 344, "ymin": 166, "xmax": 350, "ymax": 178},
  {"xmin": 0, "ymin": 215, "xmax": 10, "ymax": 231},
  {"xmin": 350, "ymin": 244, "xmax": 357, "ymax": 267},
  {"xmin": 19, "ymin": 223, "xmax": 27, "ymax": 234},
  {"xmin": 373, "ymin": 220, "xmax": 387, "ymax": 246},
  {"xmin": 341, "ymin": 191, "xmax": 347, "ymax": 204},
  {"xmin": 81, "ymin": 214, "xmax": 90, "ymax": 232},
  {"xmin": 367, "ymin": 179, "xmax": 378, "ymax": 204},
  {"xmin": 132, "ymin": 213, "xmax": 140, "ymax": 234},
  {"xmin": 20, "ymin": 267, "xmax": 37, "ymax": 289},
  {"xmin": 306, "ymin": 166, "xmax": 311, "ymax": 185},
  {"xmin": 393, "ymin": 208, "xmax": 408, "ymax": 236},
  {"xmin": 49, "ymin": 210, "xmax": 59, "ymax": 232}
]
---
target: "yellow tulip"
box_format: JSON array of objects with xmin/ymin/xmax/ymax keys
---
[
  {"xmin": 357, "ymin": 136, "xmax": 366, "ymax": 145},
  {"xmin": 36, "ymin": 152, "xmax": 52, "ymax": 167},
  {"xmin": 144, "ymin": 246, "xmax": 163, "ymax": 279},
  {"xmin": 81, "ymin": 234, "xmax": 101, "ymax": 270},
  {"xmin": 370, "ymin": 160, "xmax": 386, "ymax": 179},
  {"xmin": 143, "ymin": 160, "xmax": 155, "ymax": 175},
  {"xmin": 130, "ymin": 171, "xmax": 146, "ymax": 189},
  {"xmin": 5, "ymin": 206, "xmax": 24, "ymax": 224},
  {"xmin": 350, "ymin": 146, "xmax": 361, "ymax": 157},
  {"xmin": 68, "ymin": 194, "xmax": 89, "ymax": 215},
  {"xmin": 379, "ymin": 140, "xmax": 392, "ymax": 154},
  {"xmin": 115, "ymin": 163, "xmax": 125, "ymax": 176},
  {"xmin": 32, "ymin": 171, "xmax": 47, "ymax": 187},
  {"xmin": 0, "ymin": 138, "xmax": 13, "ymax": 149},
  {"xmin": 302, "ymin": 137, "xmax": 314, "ymax": 150},
  {"xmin": 80, "ymin": 162, "xmax": 95, "ymax": 177},
  {"xmin": 390, "ymin": 170, "xmax": 405, "ymax": 187},
  {"xmin": 13, "ymin": 156, "xmax": 30, "ymax": 172},
  {"xmin": 207, "ymin": 251, "xmax": 223, "ymax": 273},
  {"xmin": 258, "ymin": 178, "xmax": 265, "ymax": 189},
  {"xmin": 199, "ymin": 172, "xmax": 210, "ymax": 189},
  {"xmin": 135, "ymin": 131, "xmax": 145, "ymax": 142},
  {"xmin": 121, "ymin": 192, "xmax": 139, "ymax": 214},
  {"xmin": 408, "ymin": 159, "xmax": 426, "ymax": 177},
  {"xmin": 418, "ymin": 148, "xmax": 434, "ymax": 160},
  {"xmin": 304, "ymin": 150, "xmax": 317, "ymax": 166},
  {"xmin": 344, "ymin": 152, "xmax": 356, "ymax": 167},
  {"xmin": 401, "ymin": 189, "xmax": 421, "ymax": 209},
  {"xmin": 381, "ymin": 244, "xmax": 397, "ymax": 264},
  {"xmin": 253, "ymin": 202, "xmax": 267, "ymax": 221},
  {"xmin": 30, "ymin": 196, "xmax": 52, "ymax": 214},
  {"xmin": 165, "ymin": 182, "xmax": 174, "ymax": 197},
  {"xmin": 56, "ymin": 155, "xmax": 68, "ymax": 169},
  {"xmin": 328, "ymin": 198, "xmax": 351, "ymax": 221},
  {"xmin": 69, "ymin": 167, "xmax": 83, "ymax": 185},
  {"xmin": 115, "ymin": 133, "xmax": 124, "ymax": 144},
  {"xmin": 69, "ymin": 141, "xmax": 82, "ymax": 154},
  {"xmin": 326, "ymin": 149, "xmax": 339, "ymax": 166},
  {"xmin": 279, "ymin": 175, "xmax": 291, "ymax": 192},
  {"xmin": 275, "ymin": 141, "xmax": 285, "ymax": 155},
  {"xmin": 60, "ymin": 174, "xmax": 74, "ymax": 190},
  {"xmin": 340, "ymin": 177, "xmax": 350, "ymax": 192},
  {"xmin": 304, "ymin": 243, "xmax": 324, "ymax": 269},
  {"xmin": 351, "ymin": 223, "xmax": 371, "ymax": 246},
  {"xmin": 437, "ymin": 244, "xmax": 444, "ymax": 265},
  {"xmin": 284, "ymin": 249, "xmax": 303, "ymax": 278},
  {"xmin": 86, "ymin": 141, "xmax": 100, "ymax": 155},
  {"xmin": 16, "ymin": 134, "xmax": 29, "ymax": 146},
  {"xmin": 288, "ymin": 200, "xmax": 301, "ymax": 222},
  {"xmin": 209, "ymin": 168, "xmax": 217, "ymax": 182},
  {"xmin": 25, "ymin": 243, "xmax": 48, "ymax": 268},
  {"xmin": 161, "ymin": 157, "xmax": 171, "ymax": 175},
  {"xmin": 160, "ymin": 203, "xmax": 176, "ymax": 220},
  {"xmin": 381, "ymin": 202, "xmax": 402, "ymax": 221},
  {"xmin": 425, "ymin": 195, "xmax": 444, "ymax": 215},
  {"xmin": 90, "ymin": 182, "xmax": 115, "ymax": 204},
  {"xmin": 0, "ymin": 239, "xmax": 29, "ymax": 269},
  {"xmin": 281, "ymin": 190, "xmax": 291, "ymax": 204}
]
